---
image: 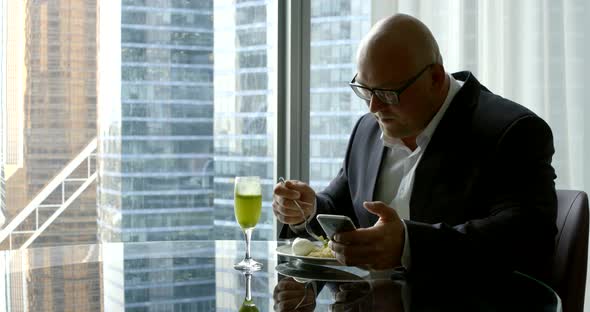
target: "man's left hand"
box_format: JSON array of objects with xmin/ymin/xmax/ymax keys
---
[{"xmin": 329, "ymin": 201, "xmax": 405, "ymax": 270}]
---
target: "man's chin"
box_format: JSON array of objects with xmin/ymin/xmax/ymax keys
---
[{"xmin": 381, "ymin": 126, "xmax": 405, "ymax": 139}]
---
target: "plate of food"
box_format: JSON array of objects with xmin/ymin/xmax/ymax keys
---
[
  {"xmin": 276, "ymin": 237, "xmax": 341, "ymax": 265},
  {"xmin": 275, "ymin": 261, "xmax": 369, "ymax": 282}
]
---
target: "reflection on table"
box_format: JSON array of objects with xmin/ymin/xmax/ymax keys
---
[{"xmin": 0, "ymin": 240, "xmax": 561, "ymax": 311}]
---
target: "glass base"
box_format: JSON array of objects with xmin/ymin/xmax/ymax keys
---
[{"xmin": 234, "ymin": 258, "xmax": 262, "ymax": 272}]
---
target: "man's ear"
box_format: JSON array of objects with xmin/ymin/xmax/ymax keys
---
[{"xmin": 430, "ymin": 63, "xmax": 446, "ymax": 90}]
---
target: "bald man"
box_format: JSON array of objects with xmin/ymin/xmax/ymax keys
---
[{"xmin": 273, "ymin": 14, "xmax": 556, "ymax": 283}]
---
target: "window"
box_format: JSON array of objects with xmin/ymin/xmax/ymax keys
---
[
  {"xmin": 2, "ymin": 0, "xmax": 278, "ymax": 310},
  {"xmin": 1, "ymin": 1, "xmax": 278, "ymax": 245}
]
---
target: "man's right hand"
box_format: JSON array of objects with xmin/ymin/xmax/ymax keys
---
[{"xmin": 272, "ymin": 180, "xmax": 316, "ymax": 225}]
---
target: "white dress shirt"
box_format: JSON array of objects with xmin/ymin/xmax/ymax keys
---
[{"xmin": 375, "ymin": 74, "xmax": 463, "ymax": 268}]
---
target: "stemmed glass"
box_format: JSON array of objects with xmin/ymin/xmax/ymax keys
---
[
  {"xmin": 239, "ymin": 272, "xmax": 259, "ymax": 312},
  {"xmin": 234, "ymin": 176, "xmax": 263, "ymax": 271}
]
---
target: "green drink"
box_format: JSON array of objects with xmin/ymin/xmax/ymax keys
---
[
  {"xmin": 235, "ymin": 193, "xmax": 262, "ymax": 229},
  {"xmin": 239, "ymin": 300, "xmax": 259, "ymax": 312},
  {"xmin": 234, "ymin": 176, "xmax": 263, "ymax": 271}
]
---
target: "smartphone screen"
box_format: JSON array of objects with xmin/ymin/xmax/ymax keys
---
[{"xmin": 316, "ymin": 214, "xmax": 356, "ymax": 240}]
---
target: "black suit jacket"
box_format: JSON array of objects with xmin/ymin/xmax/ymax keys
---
[{"xmin": 282, "ymin": 72, "xmax": 557, "ymax": 283}]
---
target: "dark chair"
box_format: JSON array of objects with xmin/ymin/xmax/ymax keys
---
[{"xmin": 552, "ymin": 190, "xmax": 589, "ymax": 312}]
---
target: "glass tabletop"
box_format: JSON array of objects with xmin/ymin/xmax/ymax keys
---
[{"xmin": 0, "ymin": 240, "xmax": 561, "ymax": 311}]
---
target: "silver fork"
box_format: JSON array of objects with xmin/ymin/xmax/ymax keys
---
[{"xmin": 278, "ymin": 177, "xmax": 322, "ymax": 242}]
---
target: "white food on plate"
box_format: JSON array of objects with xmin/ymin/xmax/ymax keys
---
[{"xmin": 291, "ymin": 237, "xmax": 317, "ymax": 256}]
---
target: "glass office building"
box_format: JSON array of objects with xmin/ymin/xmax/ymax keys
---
[
  {"xmin": 309, "ymin": 0, "xmax": 370, "ymax": 190},
  {"xmin": 1, "ymin": 1, "xmax": 100, "ymax": 310},
  {"xmin": 97, "ymin": 1, "xmax": 218, "ymax": 310},
  {"xmin": 98, "ymin": 0, "xmax": 215, "ymax": 243},
  {"xmin": 211, "ymin": 0, "xmax": 277, "ymax": 241},
  {"xmin": 6, "ymin": 0, "xmax": 98, "ymax": 247}
]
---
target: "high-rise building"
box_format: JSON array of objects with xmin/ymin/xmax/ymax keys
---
[
  {"xmin": 309, "ymin": 1, "xmax": 370, "ymax": 189},
  {"xmin": 3, "ymin": 0, "xmax": 25, "ymax": 225},
  {"xmin": 98, "ymin": 0, "xmax": 215, "ymax": 243},
  {"xmin": 1, "ymin": 1, "xmax": 100, "ymax": 311},
  {"xmin": 97, "ymin": 0, "xmax": 217, "ymax": 309},
  {"xmin": 212, "ymin": 0, "xmax": 277, "ymax": 241},
  {"xmin": 4, "ymin": 0, "xmax": 98, "ymax": 247},
  {"xmin": 4, "ymin": 0, "xmax": 25, "ymax": 180},
  {"xmin": 27, "ymin": 249, "xmax": 102, "ymax": 312},
  {"xmin": 211, "ymin": 2, "xmax": 276, "ymax": 309}
]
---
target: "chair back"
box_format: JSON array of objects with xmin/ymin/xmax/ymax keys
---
[{"xmin": 553, "ymin": 189, "xmax": 589, "ymax": 312}]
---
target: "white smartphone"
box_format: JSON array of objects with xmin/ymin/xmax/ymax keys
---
[{"xmin": 316, "ymin": 214, "xmax": 357, "ymax": 240}]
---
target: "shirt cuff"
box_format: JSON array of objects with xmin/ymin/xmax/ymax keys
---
[
  {"xmin": 400, "ymin": 219, "xmax": 411, "ymax": 269},
  {"xmin": 288, "ymin": 198, "xmax": 318, "ymax": 234}
]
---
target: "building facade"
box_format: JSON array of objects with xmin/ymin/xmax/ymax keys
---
[
  {"xmin": 4, "ymin": 0, "xmax": 98, "ymax": 247},
  {"xmin": 308, "ymin": 0, "xmax": 370, "ymax": 190},
  {"xmin": 98, "ymin": 0, "xmax": 217, "ymax": 310},
  {"xmin": 98, "ymin": 0, "xmax": 215, "ymax": 243},
  {"xmin": 211, "ymin": 0, "xmax": 277, "ymax": 241}
]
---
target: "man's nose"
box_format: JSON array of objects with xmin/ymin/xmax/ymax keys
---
[{"xmin": 368, "ymin": 94, "xmax": 386, "ymax": 113}]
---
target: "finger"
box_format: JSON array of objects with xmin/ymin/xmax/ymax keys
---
[
  {"xmin": 272, "ymin": 203, "xmax": 305, "ymax": 224},
  {"xmin": 274, "ymin": 182, "xmax": 302, "ymax": 200},
  {"xmin": 333, "ymin": 227, "xmax": 378, "ymax": 245},
  {"xmin": 274, "ymin": 282, "xmax": 302, "ymax": 301},
  {"xmin": 274, "ymin": 213, "xmax": 304, "ymax": 224},
  {"xmin": 278, "ymin": 215, "xmax": 306, "ymax": 224},
  {"xmin": 276, "ymin": 290, "xmax": 306, "ymax": 301},
  {"xmin": 286, "ymin": 180, "xmax": 312, "ymax": 194},
  {"xmin": 274, "ymin": 298, "xmax": 307, "ymax": 311},
  {"xmin": 274, "ymin": 196, "xmax": 313, "ymax": 212},
  {"xmin": 276, "ymin": 280, "xmax": 305, "ymax": 291},
  {"xmin": 330, "ymin": 241, "xmax": 379, "ymax": 266},
  {"xmin": 284, "ymin": 181, "xmax": 316, "ymax": 205},
  {"xmin": 363, "ymin": 201, "xmax": 399, "ymax": 222},
  {"xmin": 273, "ymin": 201, "xmax": 304, "ymax": 217}
]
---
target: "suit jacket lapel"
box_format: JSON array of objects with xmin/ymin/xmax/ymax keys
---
[
  {"xmin": 363, "ymin": 127, "xmax": 386, "ymax": 226},
  {"xmin": 410, "ymin": 71, "xmax": 480, "ymax": 221}
]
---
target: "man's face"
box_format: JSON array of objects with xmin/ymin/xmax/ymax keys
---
[{"xmin": 356, "ymin": 56, "xmax": 437, "ymax": 140}]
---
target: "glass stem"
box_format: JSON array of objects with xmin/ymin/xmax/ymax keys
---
[
  {"xmin": 245, "ymin": 272, "xmax": 252, "ymax": 301},
  {"xmin": 243, "ymin": 228, "xmax": 254, "ymax": 260}
]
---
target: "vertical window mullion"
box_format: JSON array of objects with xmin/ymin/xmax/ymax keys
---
[{"xmin": 276, "ymin": 0, "xmax": 311, "ymax": 184}]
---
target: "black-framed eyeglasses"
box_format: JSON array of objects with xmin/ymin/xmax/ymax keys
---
[{"xmin": 349, "ymin": 64, "xmax": 434, "ymax": 106}]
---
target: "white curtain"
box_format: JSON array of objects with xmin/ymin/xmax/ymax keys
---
[{"xmin": 373, "ymin": 0, "xmax": 589, "ymax": 192}]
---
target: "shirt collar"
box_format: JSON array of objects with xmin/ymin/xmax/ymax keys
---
[{"xmin": 381, "ymin": 73, "xmax": 463, "ymax": 149}]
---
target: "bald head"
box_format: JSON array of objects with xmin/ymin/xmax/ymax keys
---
[
  {"xmin": 356, "ymin": 14, "xmax": 442, "ymax": 87},
  {"xmin": 354, "ymin": 14, "xmax": 450, "ymax": 146}
]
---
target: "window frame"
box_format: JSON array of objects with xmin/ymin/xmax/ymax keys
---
[{"xmin": 276, "ymin": 0, "xmax": 311, "ymax": 184}]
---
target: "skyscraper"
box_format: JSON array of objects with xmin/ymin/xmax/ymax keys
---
[
  {"xmin": 5, "ymin": 0, "xmax": 98, "ymax": 247},
  {"xmin": 3, "ymin": 0, "xmax": 25, "ymax": 224},
  {"xmin": 212, "ymin": 0, "xmax": 277, "ymax": 241},
  {"xmin": 309, "ymin": 1, "xmax": 370, "ymax": 189},
  {"xmin": 97, "ymin": 1, "xmax": 217, "ymax": 309},
  {"xmin": 4, "ymin": 0, "xmax": 24, "ymax": 180},
  {"xmin": 1, "ymin": 1, "xmax": 100, "ymax": 310},
  {"xmin": 98, "ymin": 0, "xmax": 215, "ymax": 243}
]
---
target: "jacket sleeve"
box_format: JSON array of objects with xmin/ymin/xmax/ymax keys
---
[
  {"xmin": 279, "ymin": 115, "xmax": 367, "ymax": 239},
  {"xmin": 405, "ymin": 115, "xmax": 557, "ymax": 283}
]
